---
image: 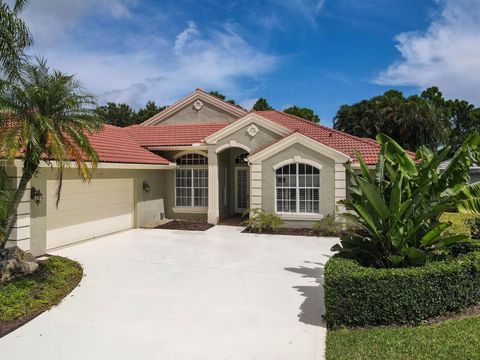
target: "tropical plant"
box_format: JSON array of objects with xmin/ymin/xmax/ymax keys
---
[
  {"xmin": 332, "ymin": 132, "xmax": 480, "ymax": 268},
  {"xmin": 312, "ymin": 215, "xmax": 343, "ymax": 236},
  {"xmin": 0, "ymin": 167, "xmax": 14, "ymax": 244},
  {"xmin": 242, "ymin": 208, "xmax": 283, "ymax": 233},
  {"xmin": 0, "ymin": 0, "xmax": 32, "ymax": 78},
  {"xmin": 0, "ymin": 58, "xmax": 102, "ymax": 248}
]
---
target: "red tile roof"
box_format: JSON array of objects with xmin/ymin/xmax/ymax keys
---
[
  {"xmin": 255, "ymin": 110, "xmax": 382, "ymax": 164},
  {"xmin": 125, "ymin": 123, "xmax": 229, "ymax": 147},
  {"xmin": 87, "ymin": 125, "xmax": 170, "ymax": 165}
]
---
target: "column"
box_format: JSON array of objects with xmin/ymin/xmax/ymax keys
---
[
  {"xmin": 334, "ymin": 162, "xmax": 347, "ymax": 217},
  {"xmin": 207, "ymin": 147, "xmax": 219, "ymax": 224},
  {"xmin": 6, "ymin": 165, "xmax": 31, "ymax": 251}
]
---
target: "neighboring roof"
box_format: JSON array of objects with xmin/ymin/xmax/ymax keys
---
[
  {"xmin": 125, "ymin": 123, "xmax": 229, "ymax": 147},
  {"xmin": 440, "ymin": 159, "xmax": 480, "ymax": 172},
  {"xmin": 86, "ymin": 125, "xmax": 170, "ymax": 165},
  {"xmin": 141, "ymin": 89, "xmax": 247, "ymax": 126},
  {"xmin": 255, "ymin": 110, "xmax": 382, "ymax": 164}
]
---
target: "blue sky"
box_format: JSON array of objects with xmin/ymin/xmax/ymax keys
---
[{"xmin": 18, "ymin": 0, "xmax": 480, "ymax": 126}]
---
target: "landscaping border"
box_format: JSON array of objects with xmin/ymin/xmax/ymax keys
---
[
  {"xmin": 324, "ymin": 252, "xmax": 480, "ymax": 327},
  {"xmin": 0, "ymin": 256, "xmax": 83, "ymax": 338}
]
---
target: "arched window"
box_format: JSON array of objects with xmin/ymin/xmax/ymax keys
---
[
  {"xmin": 175, "ymin": 153, "xmax": 208, "ymax": 207},
  {"xmin": 276, "ymin": 163, "xmax": 320, "ymax": 214}
]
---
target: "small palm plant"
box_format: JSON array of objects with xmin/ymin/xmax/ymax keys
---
[
  {"xmin": 333, "ymin": 132, "xmax": 480, "ymax": 268},
  {"xmin": 242, "ymin": 208, "xmax": 284, "ymax": 233},
  {"xmin": 0, "ymin": 58, "xmax": 102, "ymax": 248}
]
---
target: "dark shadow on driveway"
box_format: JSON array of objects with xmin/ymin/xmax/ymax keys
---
[{"xmin": 285, "ymin": 261, "xmax": 326, "ymax": 328}]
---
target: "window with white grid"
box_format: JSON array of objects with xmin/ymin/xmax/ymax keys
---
[
  {"xmin": 175, "ymin": 154, "xmax": 208, "ymax": 207},
  {"xmin": 276, "ymin": 163, "xmax": 320, "ymax": 214},
  {"xmin": 176, "ymin": 153, "xmax": 208, "ymax": 165}
]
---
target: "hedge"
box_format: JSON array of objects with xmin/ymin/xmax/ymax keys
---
[{"xmin": 324, "ymin": 252, "xmax": 480, "ymax": 328}]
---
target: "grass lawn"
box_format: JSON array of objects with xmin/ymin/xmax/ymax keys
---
[
  {"xmin": 0, "ymin": 256, "xmax": 83, "ymax": 337},
  {"xmin": 326, "ymin": 315, "xmax": 480, "ymax": 360}
]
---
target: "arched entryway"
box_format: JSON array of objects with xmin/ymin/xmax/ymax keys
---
[{"xmin": 216, "ymin": 146, "xmax": 250, "ymax": 222}]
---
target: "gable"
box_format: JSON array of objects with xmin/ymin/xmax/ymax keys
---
[
  {"xmin": 142, "ymin": 89, "xmax": 247, "ymax": 126},
  {"xmin": 248, "ymin": 132, "xmax": 351, "ymax": 164}
]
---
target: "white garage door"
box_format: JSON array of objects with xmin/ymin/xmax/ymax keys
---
[{"xmin": 47, "ymin": 179, "xmax": 133, "ymax": 249}]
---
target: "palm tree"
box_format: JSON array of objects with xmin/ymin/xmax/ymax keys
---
[
  {"xmin": 0, "ymin": 0, "xmax": 32, "ymax": 78},
  {"xmin": 0, "ymin": 58, "xmax": 103, "ymax": 248}
]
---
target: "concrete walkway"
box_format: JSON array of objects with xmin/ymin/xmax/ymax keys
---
[{"xmin": 1, "ymin": 226, "xmax": 338, "ymax": 360}]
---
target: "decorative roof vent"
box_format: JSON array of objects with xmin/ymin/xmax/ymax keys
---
[
  {"xmin": 247, "ymin": 124, "xmax": 259, "ymax": 137},
  {"xmin": 193, "ymin": 100, "xmax": 203, "ymax": 111}
]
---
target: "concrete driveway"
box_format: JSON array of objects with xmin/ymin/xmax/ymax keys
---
[{"xmin": 0, "ymin": 226, "xmax": 338, "ymax": 360}]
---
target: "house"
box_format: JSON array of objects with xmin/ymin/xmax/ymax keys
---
[{"xmin": 6, "ymin": 89, "xmax": 382, "ymax": 256}]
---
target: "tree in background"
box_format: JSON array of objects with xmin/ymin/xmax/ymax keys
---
[
  {"xmin": 284, "ymin": 106, "xmax": 320, "ymax": 123},
  {"xmin": 95, "ymin": 101, "xmax": 166, "ymax": 127},
  {"xmin": 447, "ymin": 99, "xmax": 480, "ymax": 152},
  {"xmin": 95, "ymin": 103, "xmax": 137, "ymax": 127},
  {"xmin": 136, "ymin": 101, "xmax": 166, "ymax": 123},
  {"xmin": 209, "ymin": 91, "xmax": 237, "ymax": 105},
  {"xmin": 0, "ymin": 0, "xmax": 32, "ymax": 79},
  {"xmin": 253, "ymin": 97, "xmax": 273, "ymax": 111},
  {"xmin": 333, "ymin": 88, "xmax": 451, "ymax": 151}
]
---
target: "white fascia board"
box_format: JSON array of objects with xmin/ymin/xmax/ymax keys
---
[
  {"xmin": 15, "ymin": 159, "xmax": 177, "ymax": 170},
  {"xmin": 204, "ymin": 112, "xmax": 291, "ymax": 144},
  {"xmin": 248, "ymin": 132, "xmax": 351, "ymax": 164},
  {"xmin": 146, "ymin": 145, "xmax": 209, "ymax": 151}
]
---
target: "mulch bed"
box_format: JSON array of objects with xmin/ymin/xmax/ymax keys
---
[
  {"xmin": 423, "ymin": 305, "xmax": 480, "ymax": 325},
  {"xmin": 242, "ymin": 228, "xmax": 316, "ymax": 236},
  {"xmin": 154, "ymin": 220, "xmax": 214, "ymax": 231}
]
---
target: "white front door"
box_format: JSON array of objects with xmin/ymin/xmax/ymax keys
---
[{"xmin": 235, "ymin": 167, "xmax": 249, "ymax": 213}]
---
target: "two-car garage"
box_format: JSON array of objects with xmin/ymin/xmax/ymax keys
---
[{"xmin": 46, "ymin": 179, "xmax": 134, "ymax": 249}]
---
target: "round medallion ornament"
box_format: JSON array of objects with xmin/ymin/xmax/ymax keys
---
[
  {"xmin": 247, "ymin": 124, "xmax": 259, "ymax": 137},
  {"xmin": 193, "ymin": 100, "xmax": 203, "ymax": 111}
]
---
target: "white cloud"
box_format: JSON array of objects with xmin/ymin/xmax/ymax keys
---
[
  {"xmin": 35, "ymin": 20, "xmax": 278, "ymax": 108},
  {"xmin": 19, "ymin": 0, "xmax": 135, "ymax": 45},
  {"xmin": 376, "ymin": 0, "xmax": 480, "ymax": 105},
  {"xmin": 239, "ymin": 98, "xmax": 259, "ymax": 111},
  {"xmin": 174, "ymin": 21, "xmax": 200, "ymax": 55}
]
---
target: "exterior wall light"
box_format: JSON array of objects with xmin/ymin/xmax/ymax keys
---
[
  {"xmin": 143, "ymin": 181, "xmax": 150, "ymax": 193},
  {"xmin": 30, "ymin": 187, "xmax": 43, "ymax": 206}
]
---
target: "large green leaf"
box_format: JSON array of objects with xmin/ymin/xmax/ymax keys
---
[
  {"xmin": 355, "ymin": 149, "xmax": 372, "ymax": 181},
  {"xmin": 356, "ymin": 177, "xmax": 390, "ymax": 221},
  {"xmin": 406, "ymin": 247, "xmax": 426, "ymax": 265},
  {"xmin": 457, "ymin": 198, "xmax": 480, "ymax": 215},
  {"xmin": 420, "ymin": 223, "xmax": 451, "ymax": 246},
  {"xmin": 376, "ymin": 133, "xmax": 418, "ymax": 176}
]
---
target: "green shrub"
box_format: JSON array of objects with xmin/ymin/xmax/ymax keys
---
[
  {"xmin": 468, "ymin": 217, "xmax": 480, "ymax": 240},
  {"xmin": 440, "ymin": 212, "xmax": 477, "ymax": 237},
  {"xmin": 312, "ymin": 215, "xmax": 343, "ymax": 237},
  {"xmin": 324, "ymin": 252, "xmax": 480, "ymax": 328},
  {"xmin": 242, "ymin": 208, "xmax": 283, "ymax": 233}
]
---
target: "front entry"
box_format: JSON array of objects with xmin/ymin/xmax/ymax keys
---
[{"xmin": 235, "ymin": 167, "xmax": 249, "ymax": 213}]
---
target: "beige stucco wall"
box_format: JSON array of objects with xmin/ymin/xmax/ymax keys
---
[
  {"xmin": 29, "ymin": 166, "xmax": 167, "ymax": 255},
  {"xmin": 159, "ymin": 102, "xmax": 239, "ymax": 125},
  {"xmin": 259, "ymin": 143, "xmax": 336, "ymax": 227}
]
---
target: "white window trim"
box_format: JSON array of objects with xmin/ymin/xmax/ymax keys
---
[
  {"xmin": 274, "ymin": 162, "xmax": 321, "ymax": 215},
  {"xmin": 175, "ymin": 167, "xmax": 208, "ymax": 208}
]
